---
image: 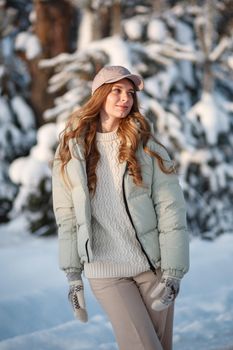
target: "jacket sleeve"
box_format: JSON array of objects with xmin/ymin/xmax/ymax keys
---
[
  {"xmin": 52, "ymin": 146, "xmax": 82, "ymax": 279},
  {"xmin": 151, "ymin": 143, "xmax": 190, "ymax": 279}
]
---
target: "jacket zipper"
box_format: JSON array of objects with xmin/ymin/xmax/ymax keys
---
[
  {"xmin": 122, "ymin": 169, "xmax": 155, "ymax": 272},
  {"xmin": 85, "ymin": 239, "xmax": 90, "ymax": 263}
]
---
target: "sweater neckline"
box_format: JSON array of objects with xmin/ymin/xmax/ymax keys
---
[{"xmin": 96, "ymin": 129, "xmax": 118, "ymax": 142}]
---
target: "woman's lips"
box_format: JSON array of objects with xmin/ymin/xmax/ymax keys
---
[{"xmin": 116, "ymin": 105, "xmax": 129, "ymax": 110}]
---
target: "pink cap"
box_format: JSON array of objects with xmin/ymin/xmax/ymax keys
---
[{"xmin": 92, "ymin": 65, "xmax": 144, "ymax": 95}]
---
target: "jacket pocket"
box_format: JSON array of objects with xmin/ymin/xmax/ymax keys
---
[
  {"xmin": 76, "ymin": 224, "xmax": 90, "ymax": 263},
  {"xmin": 128, "ymin": 193, "xmax": 158, "ymax": 235},
  {"xmin": 140, "ymin": 229, "xmax": 161, "ymax": 267}
]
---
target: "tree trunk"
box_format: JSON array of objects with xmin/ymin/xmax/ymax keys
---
[
  {"xmin": 111, "ymin": 2, "xmax": 122, "ymax": 36},
  {"xmin": 29, "ymin": 0, "xmax": 74, "ymax": 125},
  {"xmin": 99, "ymin": 7, "xmax": 111, "ymax": 38},
  {"xmin": 152, "ymin": 0, "xmax": 166, "ymax": 13},
  {"xmin": 202, "ymin": 0, "xmax": 215, "ymax": 93},
  {"xmin": 195, "ymin": 0, "xmax": 215, "ymax": 93},
  {"xmin": 34, "ymin": 0, "xmax": 73, "ymax": 57}
]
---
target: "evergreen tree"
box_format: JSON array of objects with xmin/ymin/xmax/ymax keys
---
[
  {"xmin": 4, "ymin": 0, "xmax": 233, "ymax": 239},
  {"xmin": 0, "ymin": 0, "xmax": 36, "ymax": 222},
  {"xmin": 40, "ymin": 0, "xmax": 233, "ymax": 239},
  {"xmin": 6, "ymin": 0, "xmax": 76, "ymax": 234}
]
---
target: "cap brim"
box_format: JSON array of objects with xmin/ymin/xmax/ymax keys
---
[{"xmin": 105, "ymin": 74, "xmax": 144, "ymax": 91}]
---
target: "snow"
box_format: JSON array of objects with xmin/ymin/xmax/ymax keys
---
[
  {"xmin": 147, "ymin": 18, "xmax": 167, "ymax": 42},
  {"xmin": 25, "ymin": 34, "xmax": 41, "ymax": 60},
  {"xmin": 174, "ymin": 235, "xmax": 233, "ymax": 349},
  {"xmin": 39, "ymin": 52, "xmax": 78, "ymax": 69},
  {"xmin": 187, "ymin": 92, "xmax": 230, "ymax": 145},
  {"xmin": 15, "ymin": 32, "xmax": 41, "ymax": 60},
  {"xmin": 8, "ymin": 145, "xmax": 52, "ymax": 217},
  {"xmin": 144, "ymin": 64, "xmax": 179, "ymax": 99},
  {"xmin": 145, "ymin": 43, "xmax": 172, "ymax": 66},
  {"xmin": 9, "ymin": 122, "xmax": 56, "ymax": 189},
  {"xmin": 34, "ymin": 123, "xmax": 58, "ymax": 157},
  {"xmin": 209, "ymin": 37, "xmax": 230, "ymax": 62},
  {"xmin": 78, "ymin": 9, "xmax": 94, "ymax": 50},
  {"xmin": 144, "ymin": 74, "xmax": 162, "ymax": 99},
  {"xmin": 0, "ymin": 97, "xmax": 12, "ymax": 123},
  {"xmin": 8, "ymin": 157, "xmax": 28, "ymax": 185},
  {"xmin": 0, "ymin": 124, "xmax": 26, "ymax": 159},
  {"xmin": 88, "ymin": 36, "xmax": 133, "ymax": 70},
  {"xmin": 124, "ymin": 17, "xmax": 144, "ymax": 41},
  {"xmin": 178, "ymin": 60, "xmax": 195, "ymax": 88},
  {"xmin": 175, "ymin": 20, "xmax": 194, "ymax": 47},
  {"xmin": 9, "ymin": 156, "xmax": 50, "ymax": 187},
  {"xmin": 1, "ymin": 37, "xmax": 13, "ymax": 57},
  {"xmin": 0, "ymin": 65, "xmax": 4, "ymax": 78},
  {"xmin": 0, "ymin": 217, "xmax": 233, "ymax": 350},
  {"xmin": 228, "ymin": 56, "xmax": 233, "ymax": 70},
  {"xmin": 30, "ymin": 145, "xmax": 54, "ymax": 163},
  {"xmin": 11, "ymin": 96, "xmax": 36, "ymax": 131}
]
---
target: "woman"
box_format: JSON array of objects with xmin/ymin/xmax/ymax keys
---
[{"xmin": 52, "ymin": 65, "xmax": 189, "ymax": 350}]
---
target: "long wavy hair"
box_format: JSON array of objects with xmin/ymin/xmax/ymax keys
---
[{"xmin": 58, "ymin": 82, "xmax": 174, "ymax": 194}]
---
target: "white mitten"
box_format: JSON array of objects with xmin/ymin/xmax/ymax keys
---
[
  {"xmin": 68, "ymin": 279, "xmax": 88, "ymax": 322},
  {"xmin": 151, "ymin": 274, "xmax": 180, "ymax": 312}
]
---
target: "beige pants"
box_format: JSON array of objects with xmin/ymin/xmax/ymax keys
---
[{"xmin": 88, "ymin": 270, "xmax": 174, "ymax": 350}]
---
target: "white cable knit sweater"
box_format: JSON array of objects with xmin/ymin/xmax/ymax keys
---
[{"xmin": 84, "ymin": 130, "xmax": 150, "ymax": 278}]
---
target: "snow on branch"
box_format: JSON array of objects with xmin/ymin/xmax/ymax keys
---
[{"xmin": 187, "ymin": 92, "xmax": 229, "ymax": 145}]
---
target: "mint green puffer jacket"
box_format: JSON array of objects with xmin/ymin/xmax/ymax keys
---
[{"xmin": 52, "ymin": 137, "xmax": 189, "ymax": 280}]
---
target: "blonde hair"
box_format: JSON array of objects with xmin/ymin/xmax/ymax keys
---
[{"xmin": 58, "ymin": 82, "xmax": 174, "ymax": 194}]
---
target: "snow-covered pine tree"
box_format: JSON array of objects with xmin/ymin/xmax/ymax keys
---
[
  {"xmin": 0, "ymin": 0, "xmax": 37, "ymax": 222},
  {"xmin": 40, "ymin": 0, "xmax": 233, "ymax": 239},
  {"xmin": 9, "ymin": 123, "xmax": 58, "ymax": 236},
  {"xmin": 7, "ymin": 0, "xmax": 76, "ymax": 235}
]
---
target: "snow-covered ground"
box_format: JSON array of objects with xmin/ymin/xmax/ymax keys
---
[{"xmin": 0, "ymin": 216, "xmax": 233, "ymax": 350}]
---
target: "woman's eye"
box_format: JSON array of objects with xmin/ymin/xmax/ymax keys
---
[
  {"xmin": 112, "ymin": 88, "xmax": 121, "ymax": 94},
  {"xmin": 111, "ymin": 89, "xmax": 134, "ymax": 96}
]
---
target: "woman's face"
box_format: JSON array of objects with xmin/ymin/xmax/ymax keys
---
[{"xmin": 100, "ymin": 79, "xmax": 135, "ymax": 124}]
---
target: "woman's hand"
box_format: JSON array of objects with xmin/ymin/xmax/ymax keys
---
[
  {"xmin": 151, "ymin": 275, "xmax": 180, "ymax": 311},
  {"xmin": 68, "ymin": 279, "xmax": 88, "ymax": 322}
]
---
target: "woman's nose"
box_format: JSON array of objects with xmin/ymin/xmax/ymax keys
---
[{"xmin": 120, "ymin": 92, "xmax": 128, "ymax": 102}]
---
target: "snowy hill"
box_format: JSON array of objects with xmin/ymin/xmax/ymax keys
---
[{"xmin": 0, "ymin": 217, "xmax": 233, "ymax": 350}]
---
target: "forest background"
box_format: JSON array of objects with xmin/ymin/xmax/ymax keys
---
[
  {"xmin": 1, "ymin": 0, "xmax": 233, "ymax": 239},
  {"xmin": 0, "ymin": 0, "xmax": 233, "ymax": 349}
]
